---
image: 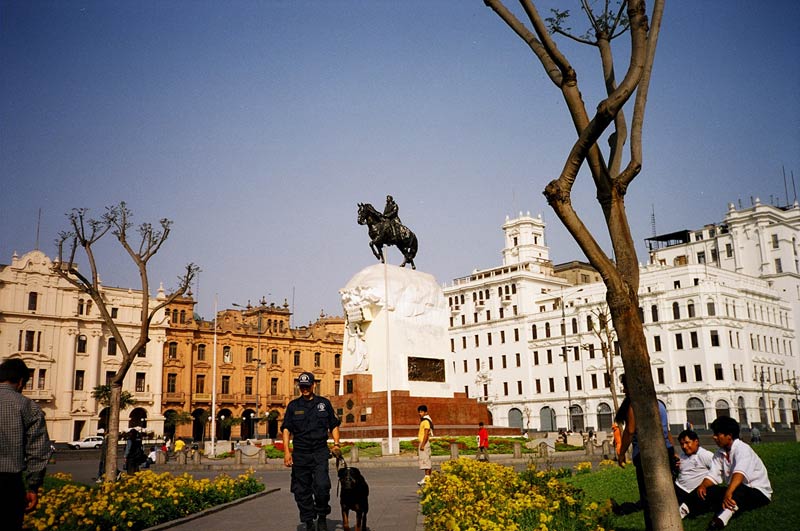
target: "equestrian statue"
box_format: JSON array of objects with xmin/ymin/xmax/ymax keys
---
[{"xmin": 357, "ymin": 195, "xmax": 418, "ymax": 269}]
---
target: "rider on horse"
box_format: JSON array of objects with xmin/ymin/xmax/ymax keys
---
[{"xmin": 382, "ymin": 195, "xmax": 401, "ymax": 240}]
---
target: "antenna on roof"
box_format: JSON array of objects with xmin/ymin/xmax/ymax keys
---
[
  {"xmin": 34, "ymin": 208, "xmax": 42, "ymax": 250},
  {"xmin": 650, "ymin": 204, "xmax": 657, "ymax": 237},
  {"xmin": 783, "ymin": 165, "xmax": 789, "ymax": 207},
  {"xmin": 738, "ymin": 198, "xmax": 742, "ymax": 209},
  {"xmin": 793, "ymin": 171, "xmax": 797, "ymax": 203}
]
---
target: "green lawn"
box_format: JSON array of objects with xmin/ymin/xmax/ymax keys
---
[{"xmin": 566, "ymin": 442, "xmax": 799, "ymax": 531}]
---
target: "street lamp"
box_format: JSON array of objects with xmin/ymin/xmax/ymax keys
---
[
  {"xmin": 561, "ymin": 287, "xmax": 583, "ymax": 431},
  {"xmin": 759, "ymin": 367, "xmax": 770, "ymax": 430},
  {"xmin": 233, "ymin": 297, "xmax": 268, "ymax": 439}
]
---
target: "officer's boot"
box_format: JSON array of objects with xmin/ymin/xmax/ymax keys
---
[
  {"xmin": 316, "ymin": 516, "xmax": 328, "ymax": 531},
  {"xmin": 304, "ymin": 521, "xmax": 316, "ymax": 531}
]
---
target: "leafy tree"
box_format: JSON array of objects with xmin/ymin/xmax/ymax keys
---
[
  {"xmin": 91, "ymin": 384, "xmax": 136, "ymax": 410},
  {"xmin": 54, "ymin": 202, "xmax": 198, "ymax": 481},
  {"xmin": 483, "ymin": 1, "xmax": 678, "ymax": 528},
  {"xmin": 164, "ymin": 410, "xmax": 194, "ymax": 439}
]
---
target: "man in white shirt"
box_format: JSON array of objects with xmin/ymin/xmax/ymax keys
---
[
  {"xmin": 697, "ymin": 416, "xmax": 772, "ymax": 529},
  {"xmin": 674, "ymin": 429, "xmax": 714, "ymax": 519}
]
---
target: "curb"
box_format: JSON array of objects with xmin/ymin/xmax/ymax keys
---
[{"xmin": 142, "ymin": 487, "xmax": 280, "ymax": 530}]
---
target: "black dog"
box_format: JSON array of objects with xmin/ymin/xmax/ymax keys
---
[{"xmin": 337, "ymin": 460, "xmax": 369, "ymax": 531}]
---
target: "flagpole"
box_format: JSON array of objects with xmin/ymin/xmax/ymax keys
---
[{"xmin": 211, "ymin": 295, "xmax": 218, "ymax": 457}]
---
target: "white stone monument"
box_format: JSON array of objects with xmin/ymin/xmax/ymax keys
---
[{"xmin": 339, "ymin": 263, "xmax": 454, "ymax": 398}]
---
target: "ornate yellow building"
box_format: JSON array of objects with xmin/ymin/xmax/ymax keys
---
[{"xmin": 162, "ymin": 297, "xmax": 344, "ymax": 441}]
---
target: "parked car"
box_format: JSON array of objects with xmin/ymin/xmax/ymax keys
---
[{"xmin": 69, "ymin": 436, "xmax": 104, "ymax": 449}]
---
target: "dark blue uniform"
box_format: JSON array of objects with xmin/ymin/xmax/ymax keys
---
[{"xmin": 282, "ymin": 393, "xmax": 340, "ymax": 524}]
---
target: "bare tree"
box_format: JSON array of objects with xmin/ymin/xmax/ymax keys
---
[
  {"xmin": 585, "ymin": 307, "xmax": 620, "ymax": 411},
  {"xmin": 54, "ymin": 202, "xmax": 198, "ymax": 481},
  {"xmin": 483, "ymin": 1, "xmax": 679, "ymax": 528}
]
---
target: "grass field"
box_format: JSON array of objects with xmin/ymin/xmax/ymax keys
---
[{"xmin": 566, "ymin": 442, "xmax": 799, "ymax": 530}]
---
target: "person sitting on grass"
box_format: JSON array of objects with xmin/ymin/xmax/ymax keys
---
[
  {"xmin": 674, "ymin": 429, "xmax": 714, "ymax": 519},
  {"xmin": 695, "ymin": 416, "xmax": 772, "ymax": 529}
]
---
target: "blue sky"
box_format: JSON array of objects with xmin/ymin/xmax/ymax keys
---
[{"xmin": 2, "ymin": 1, "xmax": 799, "ymax": 325}]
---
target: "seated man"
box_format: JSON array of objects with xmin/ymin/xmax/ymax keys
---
[
  {"xmin": 697, "ymin": 416, "xmax": 772, "ymax": 529},
  {"xmin": 674, "ymin": 429, "xmax": 714, "ymax": 519}
]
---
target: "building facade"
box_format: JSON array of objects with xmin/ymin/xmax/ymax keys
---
[
  {"xmin": 445, "ymin": 205, "xmax": 800, "ymax": 433},
  {"xmin": 162, "ymin": 298, "xmax": 344, "ymax": 442},
  {"xmin": 0, "ymin": 250, "xmax": 168, "ymax": 442}
]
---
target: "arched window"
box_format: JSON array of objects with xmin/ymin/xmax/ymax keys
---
[
  {"xmin": 532, "ymin": 324, "xmax": 538, "ymax": 339},
  {"xmin": 508, "ymin": 408, "xmax": 523, "ymax": 430},
  {"xmin": 168, "ymin": 342, "xmax": 178, "ymax": 359},
  {"xmin": 76, "ymin": 335, "xmax": 88, "ymax": 354},
  {"xmin": 758, "ymin": 397, "xmax": 768, "ymax": 427},
  {"xmin": 672, "ymin": 302, "xmax": 681, "ymax": 320},
  {"xmin": 687, "ymin": 300, "xmax": 696, "ymax": 318},
  {"xmin": 223, "ymin": 346, "xmax": 232, "ymax": 363},
  {"xmin": 334, "ymin": 354, "xmax": 341, "ymax": 369},
  {"xmin": 171, "ymin": 309, "xmax": 179, "ymax": 323},
  {"xmin": 570, "ymin": 404, "xmax": 584, "ymax": 431},
  {"xmin": 651, "ymin": 305, "xmax": 659, "ymax": 322},
  {"xmin": 587, "ymin": 315, "xmax": 594, "ymax": 330},
  {"xmin": 686, "ymin": 397, "xmax": 707, "ymax": 429},
  {"xmin": 737, "ymin": 396, "xmax": 749, "ymax": 426},
  {"xmin": 715, "ymin": 399, "xmax": 730, "ymax": 419},
  {"xmin": 571, "ymin": 318, "xmax": 578, "ymax": 334},
  {"xmin": 545, "ymin": 322, "xmax": 551, "ymax": 338},
  {"xmin": 707, "ymin": 299, "xmax": 716, "ymax": 316},
  {"xmin": 778, "ymin": 398, "xmax": 787, "ymax": 425},
  {"xmin": 107, "ymin": 337, "xmax": 117, "ymax": 356},
  {"xmin": 78, "ymin": 299, "xmax": 85, "ymax": 315},
  {"xmin": 540, "ymin": 406, "xmax": 556, "ymax": 432},
  {"xmin": 596, "ymin": 403, "xmax": 613, "ymax": 431},
  {"xmin": 179, "ymin": 310, "xmax": 186, "ymax": 323}
]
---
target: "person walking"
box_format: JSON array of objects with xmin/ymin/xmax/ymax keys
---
[
  {"xmin": 282, "ymin": 372, "xmax": 341, "ymax": 531},
  {"xmin": 0, "ymin": 358, "xmax": 52, "ymax": 531},
  {"xmin": 476, "ymin": 421, "xmax": 489, "ymax": 461},
  {"xmin": 417, "ymin": 405, "xmax": 433, "ymax": 485},
  {"xmin": 124, "ymin": 429, "xmax": 146, "ymax": 474}
]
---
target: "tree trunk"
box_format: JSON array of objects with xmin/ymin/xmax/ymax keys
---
[
  {"xmin": 104, "ymin": 383, "xmax": 123, "ymax": 481},
  {"xmin": 608, "ymin": 285, "xmax": 682, "ymax": 530}
]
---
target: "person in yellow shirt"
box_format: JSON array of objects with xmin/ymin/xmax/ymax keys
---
[
  {"xmin": 173, "ymin": 438, "xmax": 186, "ymax": 454},
  {"xmin": 417, "ymin": 405, "xmax": 433, "ymax": 486}
]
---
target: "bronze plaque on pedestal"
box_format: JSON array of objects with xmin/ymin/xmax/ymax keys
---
[{"xmin": 408, "ymin": 357, "xmax": 445, "ymax": 382}]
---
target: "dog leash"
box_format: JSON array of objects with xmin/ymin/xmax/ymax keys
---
[{"xmin": 334, "ymin": 454, "xmax": 348, "ymax": 497}]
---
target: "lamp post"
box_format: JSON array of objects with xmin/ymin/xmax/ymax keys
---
[
  {"xmin": 233, "ymin": 297, "xmax": 268, "ymax": 439},
  {"xmin": 560, "ymin": 287, "xmax": 583, "ymax": 431},
  {"xmin": 759, "ymin": 367, "xmax": 770, "ymax": 430}
]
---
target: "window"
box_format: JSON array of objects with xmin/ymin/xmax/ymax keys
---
[
  {"xmin": 657, "ymin": 367, "xmax": 665, "ymax": 384},
  {"xmin": 135, "ymin": 372, "xmax": 146, "ymax": 393},
  {"xmin": 679, "ymin": 366, "xmax": 687, "ymax": 383},
  {"xmin": 694, "ymin": 365, "xmax": 703, "ymax": 382},
  {"xmin": 673, "ymin": 302, "xmax": 681, "ymax": 320},
  {"xmin": 576, "ymin": 375, "xmax": 582, "ymax": 391},
  {"xmin": 167, "ymin": 373, "xmax": 177, "ymax": 393},
  {"xmin": 690, "ymin": 331, "xmax": 698, "ymax": 348},
  {"xmin": 76, "ymin": 335, "xmax": 87, "ymax": 354},
  {"xmin": 710, "ymin": 330, "xmax": 720, "ymax": 347},
  {"xmin": 271, "ymin": 378, "xmax": 279, "ymax": 395},
  {"xmin": 111, "ymin": 307, "xmax": 118, "ymax": 319},
  {"xmin": 108, "ymin": 337, "xmax": 117, "ymax": 356},
  {"xmin": 475, "ymin": 358, "xmax": 480, "ymax": 371},
  {"xmin": 223, "ymin": 346, "xmax": 232, "ymax": 363},
  {"xmin": 697, "ymin": 251, "xmax": 706, "ymax": 264},
  {"xmin": 714, "ymin": 364, "xmax": 724, "ymax": 381},
  {"xmin": 463, "ymin": 360, "xmax": 468, "ymax": 372},
  {"xmin": 591, "ymin": 374, "xmax": 598, "ymax": 389},
  {"xmin": 548, "ymin": 378, "xmax": 555, "ymax": 393},
  {"xmin": 500, "ymin": 330, "xmax": 506, "ymax": 343},
  {"xmin": 517, "ymin": 381, "xmax": 523, "ymax": 394},
  {"xmin": 37, "ymin": 369, "xmax": 46, "ymax": 389},
  {"xmin": 195, "ymin": 375, "xmax": 205, "ymax": 393},
  {"xmin": 105, "ymin": 371, "xmax": 115, "ymax": 385},
  {"xmin": 775, "ymin": 258, "xmax": 783, "ymax": 273},
  {"xmin": 78, "ymin": 298, "xmax": 85, "ymax": 315},
  {"xmin": 545, "ymin": 323, "xmax": 551, "ymax": 338},
  {"xmin": 674, "ymin": 280, "xmax": 681, "ymax": 289},
  {"xmin": 488, "ymin": 357, "xmax": 494, "ymax": 370},
  {"xmin": 246, "ymin": 347, "xmax": 254, "ymax": 363},
  {"xmin": 532, "ymin": 324, "xmax": 538, "ymax": 339},
  {"xmin": 293, "ymin": 351, "xmax": 301, "ymax": 366},
  {"xmin": 675, "ymin": 333, "xmax": 684, "ymax": 350},
  {"xmin": 74, "ymin": 370, "xmax": 85, "ymax": 391},
  {"xmin": 533, "ymin": 351, "xmax": 539, "ymax": 365},
  {"xmin": 503, "ymin": 382, "xmax": 508, "ymax": 395},
  {"xmin": 725, "ymin": 243, "xmax": 733, "ymax": 258},
  {"xmin": 653, "ymin": 336, "xmax": 661, "ymax": 352},
  {"xmin": 514, "ymin": 328, "xmax": 519, "ymax": 341},
  {"xmin": 546, "ymin": 349, "xmax": 553, "ymax": 364},
  {"xmin": 502, "ymin": 355, "xmax": 507, "ymax": 369},
  {"xmin": 687, "ymin": 301, "xmax": 696, "ymax": 318},
  {"xmin": 772, "ymin": 234, "xmax": 779, "ymax": 249},
  {"xmin": 462, "ymin": 337, "xmax": 467, "ymax": 349},
  {"xmin": 707, "ymin": 301, "xmax": 716, "ymax": 316},
  {"xmin": 28, "ymin": 292, "xmax": 38, "ymax": 311},
  {"xmin": 572, "ymin": 318, "xmax": 578, "ymax": 334},
  {"xmin": 271, "ymin": 349, "xmax": 279, "ymax": 364},
  {"xmin": 221, "ymin": 375, "xmax": 230, "ymax": 394},
  {"xmin": 487, "ymin": 332, "xmax": 492, "ymax": 346},
  {"xmin": 244, "ymin": 376, "xmax": 253, "ymax": 395},
  {"xmin": 536, "ymin": 379, "xmax": 542, "ymax": 393},
  {"xmin": 314, "ymin": 352, "xmax": 321, "ymax": 367},
  {"xmin": 515, "ymin": 353, "xmax": 521, "ymax": 367},
  {"xmin": 651, "ymin": 305, "xmax": 659, "ymax": 322},
  {"xmin": 168, "ymin": 342, "xmax": 178, "ymax": 359},
  {"xmin": 335, "ymin": 354, "xmax": 341, "ymax": 369}
]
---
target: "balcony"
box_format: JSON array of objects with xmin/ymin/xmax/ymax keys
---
[
  {"xmin": 134, "ymin": 391, "xmax": 153, "ymax": 404},
  {"xmin": 164, "ymin": 391, "xmax": 185, "ymax": 402},
  {"xmin": 25, "ymin": 389, "xmax": 55, "ymax": 402},
  {"xmin": 450, "ymin": 305, "xmax": 461, "ymax": 315},
  {"xmin": 219, "ymin": 393, "xmax": 237, "ymax": 403},
  {"xmin": 501, "ymin": 295, "xmax": 513, "ymax": 305},
  {"xmin": 265, "ymin": 394, "xmax": 285, "ymax": 405},
  {"xmin": 193, "ymin": 393, "xmax": 211, "ymax": 402},
  {"xmin": 241, "ymin": 393, "xmax": 257, "ymax": 404}
]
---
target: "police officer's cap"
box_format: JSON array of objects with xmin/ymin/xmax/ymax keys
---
[{"xmin": 298, "ymin": 372, "xmax": 315, "ymax": 387}]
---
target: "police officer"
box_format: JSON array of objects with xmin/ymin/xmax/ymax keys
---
[{"xmin": 282, "ymin": 372, "xmax": 342, "ymax": 531}]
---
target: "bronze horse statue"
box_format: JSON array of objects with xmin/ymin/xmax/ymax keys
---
[{"xmin": 357, "ymin": 203, "xmax": 418, "ymax": 269}]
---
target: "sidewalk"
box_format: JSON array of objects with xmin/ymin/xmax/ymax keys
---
[{"xmin": 146, "ymin": 449, "xmax": 597, "ymax": 531}]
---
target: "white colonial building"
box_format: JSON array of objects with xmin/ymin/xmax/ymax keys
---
[
  {"xmin": 444, "ymin": 202, "xmax": 800, "ymax": 433},
  {"xmin": 0, "ymin": 250, "xmax": 168, "ymax": 442}
]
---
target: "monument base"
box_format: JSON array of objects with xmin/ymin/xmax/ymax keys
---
[{"xmin": 330, "ymin": 373, "xmax": 520, "ymax": 438}]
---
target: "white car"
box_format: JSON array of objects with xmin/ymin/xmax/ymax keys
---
[{"xmin": 69, "ymin": 436, "xmax": 104, "ymax": 449}]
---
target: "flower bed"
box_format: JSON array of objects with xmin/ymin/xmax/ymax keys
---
[
  {"xmin": 420, "ymin": 458, "xmax": 610, "ymax": 531},
  {"xmin": 25, "ymin": 470, "xmax": 265, "ymax": 531}
]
